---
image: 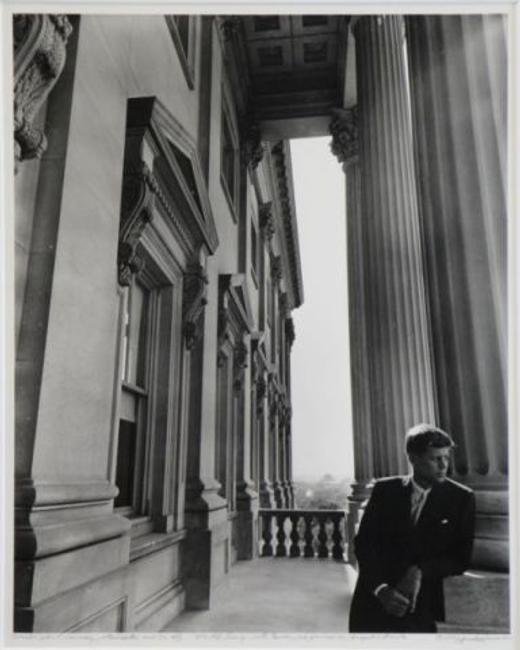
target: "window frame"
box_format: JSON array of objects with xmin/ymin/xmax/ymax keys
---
[
  {"xmin": 220, "ymin": 85, "xmax": 240, "ymax": 221},
  {"xmin": 165, "ymin": 15, "xmax": 197, "ymax": 90}
]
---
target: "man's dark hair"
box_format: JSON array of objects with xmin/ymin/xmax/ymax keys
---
[{"xmin": 405, "ymin": 423, "xmax": 455, "ymax": 456}]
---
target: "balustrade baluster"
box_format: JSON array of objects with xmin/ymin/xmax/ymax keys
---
[
  {"xmin": 317, "ymin": 516, "xmax": 329, "ymax": 558},
  {"xmin": 331, "ymin": 514, "xmax": 344, "ymax": 560},
  {"xmin": 261, "ymin": 512, "xmax": 273, "ymax": 557},
  {"xmin": 303, "ymin": 514, "xmax": 315, "ymax": 557},
  {"xmin": 275, "ymin": 513, "xmax": 287, "ymax": 557},
  {"xmin": 289, "ymin": 514, "xmax": 301, "ymax": 557}
]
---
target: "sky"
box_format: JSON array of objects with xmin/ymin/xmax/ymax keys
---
[{"xmin": 289, "ymin": 137, "xmax": 354, "ymax": 481}]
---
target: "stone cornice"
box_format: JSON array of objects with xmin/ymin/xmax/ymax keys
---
[
  {"xmin": 269, "ymin": 141, "xmax": 304, "ymax": 309},
  {"xmin": 13, "ymin": 14, "xmax": 73, "ymax": 165},
  {"xmin": 330, "ymin": 106, "xmax": 359, "ymax": 164}
]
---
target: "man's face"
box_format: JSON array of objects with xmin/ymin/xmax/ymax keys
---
[{"xmin": 409, "ymin": 446, "xmax": 451, "ymax": 487}]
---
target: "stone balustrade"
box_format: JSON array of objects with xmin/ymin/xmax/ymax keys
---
[{"xmin": 259, "ymin": 509, "xmax": 347, "ymax": 560}]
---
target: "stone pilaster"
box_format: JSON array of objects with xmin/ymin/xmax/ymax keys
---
[
  {"xmin": 352, "ymin": 15, "xmax": 437, "ymax": 478},
  {"xmin": 406, "ymin": 15, "xmax": 508, "ymax": 573}
]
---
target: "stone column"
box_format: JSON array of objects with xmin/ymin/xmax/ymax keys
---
[
  {"xmin": 351, "ymin": 15, "xmax": 437, "ymax": 478},
  {"xmin": 257, "ymin": 371, "xmax": 273, "ymax": 508},
  {"xmin": 284, "ymin": 318, "xmax": 295, "ymax": 507},
  {"xmin": 330, "ymin": 106, "xmax": 374, "ymax": 564},
  {"xmin": 406, "ymin": 15, "xmax": 508, "ymax": 575},
  {"xmin": 233, "ymin": 338, "xmax": 259, "ymax": 560}
]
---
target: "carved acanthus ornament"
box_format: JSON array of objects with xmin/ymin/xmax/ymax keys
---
[
  {"xmin": 259, "ymin": 202, "xmax": 275, "ymax": 242},
  {"xmin": 182, "ymin": 262, "xmax": 208, "ymax": 350},
  {"xmin": 241, "ymin": 115, "xmax": 264, "ymax": 170},
  {"xmin": 118, "ymin": 161, "xmax": 155, "ymax": 286},
  {"xmin": 329, "ymin": 106, "xmax": 359, "ymax": 165},
  {"xmin": 14, "ymin": 14, "xmax": 73, "ymax": 165}
]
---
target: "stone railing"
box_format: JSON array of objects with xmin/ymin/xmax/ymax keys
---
[{"xmin": 259, "ymin": 509, "xmax": 347, "ymax": 560}]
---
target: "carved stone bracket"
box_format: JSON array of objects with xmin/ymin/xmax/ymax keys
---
[
  {"xmin": 259, "ymin": 202, "xmax": 275, "ymax": 242},
  {"xmin": 233, "ymin": 340, "xmax": 249, "ymax": 394},
  {"xmin": 182, "ymin": 261, "xmax": 208, "ymax": 350},
  {"xmin": 118, "ymin": 161, "xmax": 155, "ymax": 286},
  {"xmin": 270, "ymin": 255, "xmax": 282, "ymax": 285},
  {"xmin": 329, "ymin": 106, "xmax": 359, "ymax": 164},
  {"xmin": 14, "ymin": 14, "xmax": 73, "ymax": 165},
  {"xmin": 285, "ymin": 318, "xmax": 295, "ymax": 348},
  {"xmin": 240, "ymin": 115, "xmax": 264, "ymax": 170},
  {"xmin": 255, "ymin": 375, "xmax": 267, "ymax": 416},
  {"xmin": 219, "ymin": 16, "xmax": 241, "ymax": 42}
]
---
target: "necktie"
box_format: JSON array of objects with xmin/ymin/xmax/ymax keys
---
[{"xmin": 411, "ymin": 489, "xmax": 426, "ymax": 525}]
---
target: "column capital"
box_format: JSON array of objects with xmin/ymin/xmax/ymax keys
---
[{"xmin": 330, "ymin": 106, "xmax": 359, "ymax": 165}]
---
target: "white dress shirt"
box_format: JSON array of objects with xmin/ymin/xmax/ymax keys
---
[{"xmin": 373, "ymin": 476, "xmax": 432, "ymax": 597}]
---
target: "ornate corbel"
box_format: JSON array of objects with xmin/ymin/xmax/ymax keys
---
[
  {"xmin": 118, "ymin": 161, "xmax": 155, "ymax": 286},
  {"xmin": 182, "ymin": 261, "xmax": 208, "ymax": 350},
  {"xmin": 217, "ymin": 299, "xmax": 231, "ymax": 368},
  {"xmin": 14, "ymin": 14, "xmax": 73, "ymax": 165},
  {"xmin": 285, "ymin": 318, "xmax": 295, "ymax": 348},
  {"xmin": 256, "ymin": 375, "xmax": 267, "ymax": 416},
  {"xmin": 233, "ymin": 340, "xmax": 248, "ymax": 394},
  {"xmin": 329, "ymin": 106, "xmax": 359, "ymax": 165},
  {"xmin": 240, "ymin": 115, "xmax": 264, "ymax": 171},
  {"xmin": 259, "ymin": 202, "xmax": 275, "ymax": 242},
  {"xmin": 270, "ymin": 255, "xmax": 282, "ymax": 285},
  {"xmin": 219, "ymin": 16, "xmax": 241, "ymax": 42}
]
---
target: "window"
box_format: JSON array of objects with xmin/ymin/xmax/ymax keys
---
[
  {"xmin": 220, "ymin": 94, "xmax": 239, "ymax": 217},
  {"xmin": 165, "ymin": 15, "xmax": 196, "ymax": 89},
  {"xmin": 115, "ymin": 96, "xmax": 219, "ymax": 541},
  {"xmin": 115, "ymin": 277, "xmax": 149, "ymax": 510}
]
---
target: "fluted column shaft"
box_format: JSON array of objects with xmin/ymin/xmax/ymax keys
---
[
  {"xmin": 406, "ymin": 15, "xmax": 507, "ymax": 486},
  {"xmin": 353, "ymin": 16, "xmax": 436, "ymax": 476},
  {"xmin": 406, "ymin": 15, "xmax": 508, "ymax": 572}
]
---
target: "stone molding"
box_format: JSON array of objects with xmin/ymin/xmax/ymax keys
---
[
  {"xmin": 13, "ymin": 14, "xmax": 73, "ymax": 165},
  {"xmin": 182, "ymin": 262, "xmax": 209, "ymax": 350},
  {"xmin": 329, "ymin": 106, "xmax": 359, "ymax": 164}
]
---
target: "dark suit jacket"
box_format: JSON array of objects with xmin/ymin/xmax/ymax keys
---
[{"xmin": 349, "ymin": 476, "xmax": 475, "ymax": 633}]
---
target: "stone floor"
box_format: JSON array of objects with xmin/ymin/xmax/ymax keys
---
[{"xmin": 163, "ymin": 557, "xmax": 355, "ymax": 634}]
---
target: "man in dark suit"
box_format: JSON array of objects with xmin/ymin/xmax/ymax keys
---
[{"xmin": 349, "ymin": 423, "xmax": 476, "ymax": 633}]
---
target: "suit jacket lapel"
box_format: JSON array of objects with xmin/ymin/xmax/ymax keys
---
[{"xmin": 415, "ymin": 480, "xmax": 445, "ymax": 529}]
